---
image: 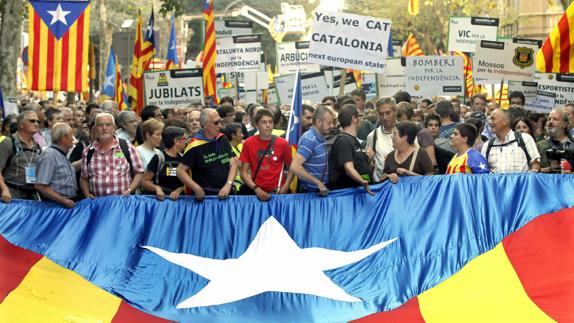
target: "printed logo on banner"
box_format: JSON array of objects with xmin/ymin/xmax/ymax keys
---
[
  {"xmin": 513, "ymin": 47, "xmax": 534, "ymax": 69},
  {"xmin": 157, "ymin": 73, "xmax": 169, "ymax": 87}
]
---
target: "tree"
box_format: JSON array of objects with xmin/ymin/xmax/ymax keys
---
[{"xmin": 0, "ymin": 0, "xmax": 25, "ymax": 97}]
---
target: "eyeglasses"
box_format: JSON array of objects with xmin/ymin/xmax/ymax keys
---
[
  {"xmin": 27, "ymin": 119, "xmax": 40, "ymax": 124},
  {"xmin": 211, "ymin": 120, "xmax": 221, "ymax": 125}
]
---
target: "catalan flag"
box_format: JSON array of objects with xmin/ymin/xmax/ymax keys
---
[
  {"xmin": 101, "ymin": 48, "xmax": 117, "ymax": 100},
  {"xmin": 129, "ymin": 11, "xmax": 155, "ymax": 115},
  {"xmin": 165, "ymin": 17, "xmax": 180, "ymax": 70},
  {"xmin": 408, "ymin": 0, "xmax": 419, "ymax": 16},
  {"xmin": 203, "ymin": 0, "xmax": 217, "ymax": 102},
  {"xmin": 27, "ymin": 0, "xmax": 91, "ymax": 92},
  {"xmin": 115, "ymin": 58, "xmax": 129, "ymax": 111},
  {"xmin": 452, "ymin": 51, "xmax": 474, "ymax": 97},
  {"xmin": 536, "ymin": 3, "xmax": 574, "ymax": 73},
  {"xmin": 402, "ymin": 34, "xmax": 425, "ymax": 57}
]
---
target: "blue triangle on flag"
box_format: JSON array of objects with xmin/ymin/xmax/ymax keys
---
[{"xmin": 29, "ymin": 0, "xmax": 90, "ymax": 40}]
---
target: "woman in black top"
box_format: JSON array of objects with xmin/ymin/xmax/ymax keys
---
[{"xmin": 141, "ymin": 126, "xmax": 188, "ymax": 200}]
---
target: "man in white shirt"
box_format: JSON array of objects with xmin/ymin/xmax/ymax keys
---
[
  {"xmin": 481, "ymin": 108, "xmax": 541, "ymax": 173},
  {"xmin": 366, "ymin": 97, "xmax": 396, "ymax": 182}
]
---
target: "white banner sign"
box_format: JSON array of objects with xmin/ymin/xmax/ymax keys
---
[
  {"xmin": 473, "ymin": 41, "xmax": 537, "ymax": 82},
  {"xmin": 324, "ymin": 68, "xmax": 358, "ymax": 96},
  {"xmin": 268, "ymin": 87, "xmax": 279, "ymax": 106},
  {"xmin": 534, "ymin": 73, "xmax": 574, "ymax": 106},
  {"xmin": 406, "ymin": 56, "xmax": 464, "ymax": 97},
  {"xmin": 144, "ymin": 69, "xmax": 204, "ymax": 109},
  {"xmin": 524, "ymin": 90, "xmax": 556, "ymax": 113},
  {"xmin": 275, "ymin": 71, "xmax": 330, "ymax": 105},
  {"xmin": 448, "ymin": 17, "xmax": 499, "ymax": 53},
  {"xmin": 308, "ymin": 11, "xmax": 391, "ymax": 73},
  {"xmin": 508, "ymin": 81, "xmax": 538, "ymax": 103},
  {"xmin": 216, "ymin": 35, "xmax": 262, "ymax": 73},
  {"xmin": 377, "ymin": 58, "xmax": 406, "ymax": 98},
  {"xmin": 244, "ymin": 72, "xmax": 269, "ymax": 90},
  {"xmin": 276, "ymin": 41, "xmax": 320, "ymax": 75},
  {"xmin": 214, "ymin": 20, "xmax": 253, "ymax": 38}
]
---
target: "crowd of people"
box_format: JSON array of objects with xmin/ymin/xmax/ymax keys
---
[{"xmin": 1, "ymin": 89, "xmax": 573, "ymax": 207}]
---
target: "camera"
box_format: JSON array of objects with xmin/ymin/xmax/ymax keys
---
[{"xmin": 546, "ymin": 147, "xmax": 574, "ymax": 165}]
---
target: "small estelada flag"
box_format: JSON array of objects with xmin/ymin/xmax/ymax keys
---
[{"xmin": 28, "ymin": 0, "xmax": 91, "ymax": 92}]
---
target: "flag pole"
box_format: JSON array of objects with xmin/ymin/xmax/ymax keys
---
[
  {"xmin": 277, "ymin": 68, "xmax": 300, "ymax": 191},
  {"xmin": 499, "ymin": 79, "xmax": 504, "ymax": 105}
]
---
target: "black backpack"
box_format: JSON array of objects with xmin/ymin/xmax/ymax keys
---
[
  {"xmin": 484, "ymin": 132, "xmax": 532, "ymax": 167},
  {"xmin": 85, "ymin": 138, "xmax": 134, "ymax": 176}
]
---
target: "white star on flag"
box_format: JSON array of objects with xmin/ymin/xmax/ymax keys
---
[
  {"xmin": 104, "ymin": 74, "xmax": 114, "ymax": 90},
  {"xmin": 479, "ymin": 162, "xmax": 488, "ymax": 171},
  {"xmin": 143, "ymin": 216, "xmax": 398, "ymax": 308},
  {"xmin": 47, "ymin": 4, "xmax": 71, "ymax": 26}
]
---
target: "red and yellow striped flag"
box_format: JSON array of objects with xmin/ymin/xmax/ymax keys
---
[
  {"xmin": 452, "ymin": 51, "xmax": 474, "ymax": 97},
  {"xmin": 536, "ymin": 3, "xmax": 574, "ymax": 73},
  {"xmin": 115, "ymin": 62, "xmax": 129, "ymax": 111},
  {"xmin": 28, "ymin": 0, "xmax": 91, "ymax": 92},
  {"xmin": 203, "ymin": 0, "xmax": 217, "ymax": 102},
  {"xmin": 401, "ymin": 34, "xmax": 425, "ymax": 57},
  {"xmin": 408, "ymin": 0, "xmax": 419, "ymax": 16},
  {"xmin": 129, "ymin": 11, "xmax": 154, "ymax": 115}
]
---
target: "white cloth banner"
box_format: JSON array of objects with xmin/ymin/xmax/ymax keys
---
[
  {"xmin": 308, "ymin": 11, "xmax": 391, "ymax": 73},
  {"xmin": 377, "ymin": 58, "xmax": 406, "ymax": 98},
  {"xmin": 406, "ymin": 56, "xmax": 464, "ymax": 97}
]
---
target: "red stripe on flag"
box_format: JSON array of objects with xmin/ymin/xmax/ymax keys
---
[
  {"xmin": 0, "ymin": 235, "xmax": 43, "ymax": 302},
  {"xmin": 32, "ymin": 13, "xmax": 41, "ymax": 90},
  {"xmin": 540, "ymin": 40, "xmax": 555, "ymax": 73},
  {"xmin": 45, "ymin": 30, "xmax": 55, "ymax": 91},
  {"xmin": 558, "ymin": 16, "xmax": 571, "ymax": 73},
  {"xmin": 502, "ymin": 207, "xmax": 574, "ymax": 322},
  {"xmin": 111, "ymin": 301, "xmax": 176, "ymax": 323},
  {"xmin": 351, "ymin": 297, "xmax": 426, "ymax": 322},
  {"xmin": 60, "ymin": 30, "xmax": 70, "ymax": 91},
  {"xmin": 75, "ymin": 12, "xmax": 85, "ymax": 91}
]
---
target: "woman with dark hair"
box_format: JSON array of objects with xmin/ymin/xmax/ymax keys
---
[
  {"xmin": 222, "ymin": 122, "xmax": 244, "ymax": 191},
  {"xmin": 382, "ymin": 122, "xmax": 434, "ymax": 183},
  {"xmin": 446, "ymin": 123, "xmax": 490, "ymax": 174},
  {"xmin": 513, "ymin": 117, "xmax": 536, "ymax": 138},
  {"xmin": 141, "ymin": 126, "xmax": 187, "ymax": 200},
  {"xmin": 136, "ymin": 105, "xmax": 163, "ymax": 144},
  {"xmin": 1, "ymin": 114, "xmax": 18, "ymax": 136},
  {"xmin": 424, "ymin": 113, "xmax": 441, "ymax": 139}
]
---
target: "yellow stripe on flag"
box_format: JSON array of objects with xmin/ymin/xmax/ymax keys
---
[
  {"xmin": 67, "ymin": 21, "xmax": 78, "ymax": 91},
  {"xmin": 0, "ymin": 257, "xmax": 122, "ymax": 323},
  {"xmin": 53, "ymin": 36, "xmax": 63, "ymax": 90},
  {"xmin": 417, "ymin": 244, "xmax": 555, "ymax": 323}
]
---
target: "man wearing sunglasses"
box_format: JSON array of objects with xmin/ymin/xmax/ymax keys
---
[
  {"xmin": 0, "ymin": 110, "xmax": 43, "ymax": 202},
  {"xmin": 177, "ymin": 108, "xmax": 238, "ymax": 201}
]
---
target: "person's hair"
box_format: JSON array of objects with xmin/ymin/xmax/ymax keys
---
[
  {"xmin": 313, "ymin": 105, "xmax": 334, "ymax": 124},
  {"xmin": 395, "ymin": 121, "xmax": 418, "ymax": 145},
  {"xmin": 45, "ymin": 107, "xmax": 62, "ymax": 122},
  {"xmin": 436, "ymin": 101, "xmax": 454, "ymax": 120},
  {"xmin": 95, "ymin": 112, "xmax": 115, "ymax": 126},
  {"xmin": 465, "ymin": 117, "xmax": 485, "ymax": 135},
  {"xmin": 303, "ymin": 104, "xmax": 315, "ymax": 116},
  {"xmin": 396, "ymin": 102, "xmax": 414, "ymax": 121},
  {"xmin": 163, "ymin": 118, "xmax": 190, "ymax": 132},
  {"xmin": 268, "ymin": 105, "xmax": 282, "ymax": 125},
  {"xmin": 216, "ymin": 105, "xmax": 235, "ymax": 118},
  {"xmin": 234, "ymin": 111, "xmax": 247, "ymax": 124},
  {"xmin": 351, "ymin": 88, "xmax": 366, "ymax": 100},
  {"xmin": 51, "ymin": 122, "xmax": 72, "ymax": 143},
  {"xmin": 412, "ymin": 109, "xmax": 424, "ymax": 122},
  {"xmin": 508, "ymin": 91, "xmax": 526, "ymax": 105},
  {"xmin": 508, "ymin": 106, "xmax": 527, "ymax": 121},
  {"xmin": 59, "ymin": 107, "xmax": 72, "ymax": 116},
  {"xmin": 471, "ymin": 93, "xmax": 487, "ymax": 104},
  {"xmin": 100, "ymin": 100, "xmax": 118, "ymax": 112},
  {"xmin": 17, "ymin": 110, "xmax": 37, "ymax": 126},
  {"xmin": 199, "ymin": 108, "xmax": 217, "ymax": 127},
  {"xmin": 115, "ymin": 110, "xmax": 135, "ymax": 128},
  {"xmin": 421, "ymin": 98, "xmax": 432, "ymax": 106},
  {"xmin": 1, "ymin": 113, "xmax": 18, "ymax": 134},
  {"xmin": 457, "ymin": 123, "xmax": 478, "ymax": 146},
  {"xmin": 220, "ymin": 96, "xmax": 235, "ymax": 106},
  {"xmin": 162, "ymin": 126, "xmax": 186, "ymax": 149},
  {"xmin": 141, "ymin": 105, "xmax": 160, "ymax": 121},
  {"xmin": 340, "ymin": 98, "xmax": 356, "ymax": 107},
  {"xmin": 254, "ymin": 108, "xmax": 274, "ymax": 125},
  {"xmin": 375, "ymin": 96, "xmax": 397, "ymax": 110},
  {"xmin": 222, "ymin": 122, "xmax": 243, "ymax": 141},
  {"xmin": 338, "ymin": 104, "xmax": 358, "ymax": 128},
  {"xmin": 141, "ymin": 118, "xmax": 164, "ymax": 141},
  {"xmin": 424, "ymin": 113, "xmax": 441, "ymax": 127},
  {"xmin": 512, "ymin": 117, "xmax": 535, "ymax": 136},
  {"xmin": 85, "ymin": 103, "xmax": 99, "ymax": 116},
  {"xmin": 393, "ymin": 91, "xmax": 412, "ymax": 103},
  {"xmin": 162, "ymin": 108, "xmax": 176, "ymax": 119},
  {"xmin": 322, "ymin": 96, "xmax": 336, "ymax": 104}
]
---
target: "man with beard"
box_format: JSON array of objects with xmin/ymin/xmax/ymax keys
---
[{"xmin": 537, "ymin": 108, "xmax": 573, "ymax": 173}]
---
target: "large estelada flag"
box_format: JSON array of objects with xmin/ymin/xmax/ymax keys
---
[
  {"xmin": 536, "ymin": 3, "xmax": 574, "ymax": 73},
  {"xmin": 1, "ymin": 174, "xmax": 573, "ymax": 322},
  {"xmin": 402, "ymin": 33, "xmax": 425, "ymax": 56},
  {"xmin": 28, "ymin": 0, "xmax": 91, "ymax": 92}
]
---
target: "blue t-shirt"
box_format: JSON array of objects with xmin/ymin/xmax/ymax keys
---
[{"xmin": 296, "ymin": 127, "xmax": 328, "ymax": 191}]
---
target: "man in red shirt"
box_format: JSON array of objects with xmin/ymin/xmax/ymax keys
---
[{"xmin": 240, "ymin": 109, "xmax": 294, "ymax": 201}]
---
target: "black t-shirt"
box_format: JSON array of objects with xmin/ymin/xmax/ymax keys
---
[
  {"xmin": 147, "ymin": 151, "xmax": 184, "ymax": 194},
  {"xmin": 180, "ymin": 135, "xmax": 233, "ymax": 194},
  {"xmin": 383, "ymin": 148, "xmax": 434, "ymax": 176},
  {"xmin": 328, "ymin": 133, "xmax": 371, "ymax": 190}
]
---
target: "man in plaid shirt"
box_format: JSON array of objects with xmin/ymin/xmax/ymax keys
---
[{"xmin": 80, "ymin": 113, "xmax": 144, "ymax": 197}]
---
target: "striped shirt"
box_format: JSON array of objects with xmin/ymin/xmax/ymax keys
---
[{"xmin": 296, "ymin": 127, "xmax": 328, "ymax": 191}]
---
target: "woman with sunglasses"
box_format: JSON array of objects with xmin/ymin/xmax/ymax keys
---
[
  {"xmin": 141, "ymin": 126, "xmax": 187, "ymax": 201},
  {"xmin": 0, "ymin": 111, "xmax": 43, "ymax": 202}
]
